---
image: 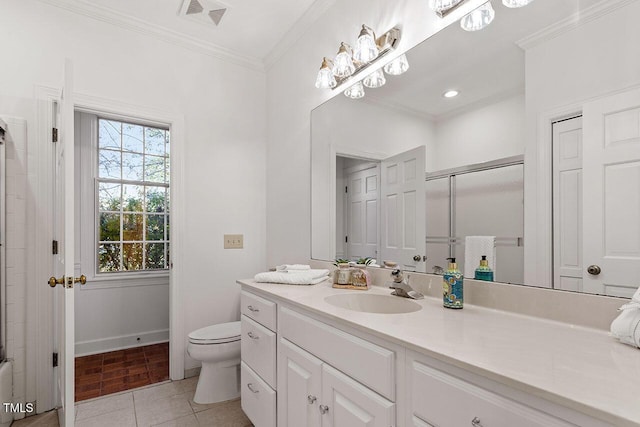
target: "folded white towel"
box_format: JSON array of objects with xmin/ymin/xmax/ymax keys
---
[
  {"xmin": 276, "ymin": 264, "xmax": 311, "ymax": 271},
  {"xmin": 254, "ymin": 271, "xmax": 330, "ymax": 285},
  {"xmin": 464, "ymin": 236, "xmax": 496, "ymax": 279},
  {"xmin": 610, "ymin": 287, "xmax": 640, "ymax": 348}
]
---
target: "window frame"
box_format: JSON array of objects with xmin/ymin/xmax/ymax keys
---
[{"xmin": 77, "ymin": 111, "xmax": 171, "ymax": 289}]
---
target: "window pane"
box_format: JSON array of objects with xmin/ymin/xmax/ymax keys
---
[
  {"xmin": 123, "ymin": 213, "xmax": 143, "ymax": 241},
  {"xmin": 98, "ymin": 244, "xmax": 121, "ymax": 272},
  {"xmin": 146, "ymin": 187, "xmax": 165, "ymax": 213},
  {"xmin": 123, "ymin": 185, "xmax": 144, "ymax": 212},
  {"xmin": 122, "ymin": 152, "xmax": 144, "ymax": 181},
  {"xmin": 123, "ymin": 243, "xmax": 143, "ymax": 271},
  {"xmin": 122, "ymin": 123, "xmax": 144, "ymax": 153},
  {"xmin": 166, "ymin": 130, "xmax": 170, "ymax": 155},
  {"xmin": 98, "ymin": 149, "xmax": 121, "ymax": 179},
  {"xmin": 145, "ymin": 128, "xmax": 165, "ymax": 156},
  {"xmin": 166, "ymin": 215, "xmax": 170, "ymax": 238},
  {"xmin": 145, "ymin": 155, "xmax": 165, "ymax": 183},
  {"xmin": 99, "ymin": 213, "xmax": 120, "ymax": 241},
  {"xmin": 99, "ymin": 182, "xmax": 121, "ymax": 211},
  {"xmin": 166, "ymin": 242, "xmax": 170, "ymax": 267},
  {"xmin": 165, "ymin": 157, "xmax": 170, "ymax": 183},
  {"xmin": 145, "ymin": 243, "xmax": 165, "ymax": 269},
  {"xmin": 99, "ymin": 120, "xmax": 121, "ymax": 149},
  {"xmin": 146, "ymin": 215, "xmax": 164, "ymax": 240}
]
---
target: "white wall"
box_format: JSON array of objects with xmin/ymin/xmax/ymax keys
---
[
  {"xmin": 266, "ymin": 0, "xmax": 488, "ymax": 266},
  {"xmin": 0, "ymin": 0, "xmax": 267, "ymax": 405},
  {"xmin": 523, "ymin": 1, "xmax": 640, "ymax": 287}
]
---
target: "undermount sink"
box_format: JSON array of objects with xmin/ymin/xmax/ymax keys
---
[{"xmin": 324, "ymin": 293, "xmax": 422, "ymax": 314}]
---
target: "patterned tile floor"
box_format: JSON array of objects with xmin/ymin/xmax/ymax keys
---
[
  {"xmin": 13, "ymin": 377, "xmax": 253, "ymax": 426},
  {"xmin": 75, "ymin": 343, "xmax": 169, "ymax": 401}
]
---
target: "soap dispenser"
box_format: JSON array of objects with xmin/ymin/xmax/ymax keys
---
[
  {"xmin": 474, "ymin": 255, "xmax": 494, "ymax": 282},
  {"xmin": 443, "ymin": 257, "xmax": 463, "ymax": 309}
]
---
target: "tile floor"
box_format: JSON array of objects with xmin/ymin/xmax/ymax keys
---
[
  {"xmin": 12, "ymin": 377, "xmax": 253, "ymax": 427},
  {"xmin": 75, "ymin": 343, "xmax": 170, "ymax": 401}
]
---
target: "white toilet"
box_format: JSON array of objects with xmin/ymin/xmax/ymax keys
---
[{"xmin": 187, "ymin": 321, "xmax": 241, "ymax": 404}]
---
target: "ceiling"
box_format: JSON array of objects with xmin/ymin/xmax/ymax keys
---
[
  {"xmin": 74, "ymin": 0, "xmax": 321, "ymax": 63},
  {"xmin": 364, "ymin": 0, "xmax": 604, "ymax": 119}
]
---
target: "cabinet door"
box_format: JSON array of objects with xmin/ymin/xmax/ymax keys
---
[
  {"xmin": 321, "ymin": 364, "xmax": 395, "ymax": 427},
  {"xmin": 278, "ymin": 338, "xmax": 322, "ymax": 427}
]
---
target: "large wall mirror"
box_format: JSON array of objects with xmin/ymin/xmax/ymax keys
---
[{"xmin": 311, "ymin": 0, "xmax": 640, "ymax": 297}]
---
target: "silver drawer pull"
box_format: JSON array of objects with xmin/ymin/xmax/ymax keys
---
[
  {"xmin": 247, "ymin": 331, "xmax": 260, "ymax": 340},
  {"xmin": 247, "ymin": 305, "xmax": 260, "ymax": 313},
  {"xmin": 471, "ymin": 417, "xmax": 483, "ymax": 427},
  {"xmin": 307, "ymin": 395, "xmax": 317, "ymax": 404},
  {"xmin": 319, "ymin": 404, "xmax": 329, "ymax": 415},
  {"xmin": 247, "ymin": 383, "xmax": 259, "ymax": 394}
]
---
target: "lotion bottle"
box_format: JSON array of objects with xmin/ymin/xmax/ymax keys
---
[
  {"xmin": 474, "ymin": 255, "xmax": 494, "ymax": 282},
  {"xmin": 442, "ymin": 257, "xmax": 463, "ymax": 309}
]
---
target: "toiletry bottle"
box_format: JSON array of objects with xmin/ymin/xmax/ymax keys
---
[
  {"xmin": 474, "ymin": 255, "xmax": 494, "ymax": 282},
  {"xmin": 442, "ymin": 257, "xmax": 463, "ymax": 309}
]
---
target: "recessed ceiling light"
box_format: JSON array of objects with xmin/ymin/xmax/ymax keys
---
[{"xmin": 443, "ymin": 90, "xmax": 459, "ymax": 98}]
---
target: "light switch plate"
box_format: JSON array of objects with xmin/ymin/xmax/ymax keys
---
[{"xmin": 224, "ymin": 234, "xmax": 243, "ymax": 249}]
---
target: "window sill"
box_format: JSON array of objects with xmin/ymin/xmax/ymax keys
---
[{"xmin": 81, "ymin": 272, "xmax": 169, "ymax": 290}]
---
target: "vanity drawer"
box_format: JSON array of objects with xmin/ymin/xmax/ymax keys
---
[
  {"xmin": 241, "ymin": 361, "xmax": 276, "ymax": 427},
  {"xmin": 408, "ymin": 358, "xmax": 573, "ymax": 427},
  {"xmin": 279, "ymin": 306, "xmax": 395, "ymax": 401},
  {"xmin": 241, "ymin": 315, "xmax": 277, "ymax": 388},
  {"xmin": 241, "ymin": 291, "xmax": 277, "ymax": 331}
]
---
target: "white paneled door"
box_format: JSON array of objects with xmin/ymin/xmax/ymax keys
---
[
  {"xmin": 582, "ymin": 88, "xmax": 640, "ymax": 297},
  {"xmin": 52, "ymin": 59, "xmax": 78, "ymax": 427},
  {"xmin": 381, "ymin": 146, "xmax": 426, "ymax": 272},
  {"xmin": 346, "ymin": 166, "xmax": 379, "ymax": 260}
]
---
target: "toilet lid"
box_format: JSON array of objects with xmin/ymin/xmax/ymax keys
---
[{"xmin": 188, "ymin": 321, "xmax": 241, "ymax": 344}]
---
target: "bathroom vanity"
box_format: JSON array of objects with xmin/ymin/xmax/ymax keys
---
[{"xmin": 238, "ymin": 279, "xmax": 640, "ymax": 427}]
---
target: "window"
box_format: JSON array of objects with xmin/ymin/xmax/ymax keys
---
[{"xmin": 97, "ymin": 118, "xmax": 170, "ymax": 273}]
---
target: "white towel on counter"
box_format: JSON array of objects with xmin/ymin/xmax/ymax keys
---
[
  {"xmin": 254, "ymin": 269, "xmax": 330, "ymax": 285},
  {"xmin": 464, "ymin": 236, "xmax": 496, "ymax": 279},
  {"xmin": 276, "ymin": 264, "xmax": 311, "ymax": 272},
  {"xmin": 610, "ymin": 287, "xmax": 640, "ymax": 349}
]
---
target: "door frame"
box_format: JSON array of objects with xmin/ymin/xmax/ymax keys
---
[{"xmin": 34, "ymin": 87, "xmax": 186, "ymax": 412}]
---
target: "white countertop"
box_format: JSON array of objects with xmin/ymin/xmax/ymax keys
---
[{"xmin": 238, "ymin": 279, "xmax": 640, "ymax": 426}]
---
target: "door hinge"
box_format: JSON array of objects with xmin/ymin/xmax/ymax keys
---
[
  {"xmin": 52, "ymin": 352, "xmax": 58, "ymax": 368},
  {"xmin": 345, "ymin": 186, "xmax": 348, "ymax": 193},
  {"xmin": 52, "ymin": 240, "xmax": 58, "ymax": 255},
  {"xmin": 52, "ymin": 127, "xmax": 58, "ymax": 143},
  {"xmin": 345, "ymin": 236, "xmax": 348, "ymax": 243}
]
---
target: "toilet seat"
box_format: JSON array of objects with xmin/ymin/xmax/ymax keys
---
[{"xmin": 188, "ymin": 321, "xmax": 241, "ymax": 345}]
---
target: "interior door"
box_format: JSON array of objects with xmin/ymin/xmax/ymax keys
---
[
  {"xmin": 380, "ymin": 146, "xmax": 426, "ymax": 272},
  {"xmin": 583, "ymin": 88, "xmax": 640, "ymax": 297},
  {"xmin": 51, "ymin": 59, "xmax": 80, "ymax": 427},
  {"xmin": 346, "ymin": 166, "xmax": 379, "ymax": 260}
]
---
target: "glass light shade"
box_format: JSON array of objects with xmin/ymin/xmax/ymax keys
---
[
  {"xmin": 460, "ymin": 2, "xmax": 495, "ymax": 32},
  {"xmin": 383, "ymin": 54, "xmax": 409, "ymax": 76},
  {"xmin": 363, "ymin": 69, "xmax": 386, "ymax": 89},
  {"xmin": 315, "ymin": 58, "xmax": 337, "ymax": 89},
  {"xmin": 353, "ymin": 26, "xmax": 379, "ymax": 63},
  {"xmin": 502, "ymin": 0, "xmax": 534, "ymax": 7},
  {"xmin": 344, "ymin": 81, "xmax": 365, "ymax": 99},
  {"xmin": 332, "ymin": 43, "xmax": 356, "ymax": 78},
  {"xmin": 429, "ymin": 0, "xmax": 464, "ymax": 13}
]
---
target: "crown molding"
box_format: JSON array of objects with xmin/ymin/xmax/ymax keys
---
[
  {"xmin": 263, "ymin": 0, "xmax": 339, "ymax": 70},
  {"xmin": 35, "ymin": 0, "xmax": 264, "ymax": 71},
  {"xmin": 516, "ymin": 0, "xmax": 636, "ymax": 50}
]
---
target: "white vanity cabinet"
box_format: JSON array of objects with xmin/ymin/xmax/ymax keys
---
[{"xmin": 240, "ymin": 291, "xmax": 278, "ymax": 427}]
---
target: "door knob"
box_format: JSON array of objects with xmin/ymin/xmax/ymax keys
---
[
  {"xmin": 48, "ymin": 276, "xmax": 64, "ymax": 288},
  {"xmin": 75, "ymin": 275, "xmax": 87, "ymax": 285},
  {"xmin": 413, "ymin": 255, "xmax": 422, "ymax": 262},
  {"xmin": 48, "ymin": 274, "xmax": 86, "ymax": 288},
  {"xmin": 587, "ymin": 265, "xmax": 601, "ymax": 275}
]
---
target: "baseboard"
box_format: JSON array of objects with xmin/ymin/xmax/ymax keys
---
[{"xmin": 75, "ymin": 329, "xmax": 169, "ymax": 356}]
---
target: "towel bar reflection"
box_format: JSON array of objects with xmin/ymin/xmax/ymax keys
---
[{"xmin": 425, "ymin": 236, "xmax": 523, "ymax": 247}]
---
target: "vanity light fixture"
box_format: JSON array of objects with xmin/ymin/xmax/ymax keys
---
[
  {"xmin": 363, "ymin": 69, "xmax": 386, "ymax": 89},
  {"xmin": 443, "ymin": 89, "xmax": 460, "ymax": 98},
  {"xmin": 314, "ymin": 26, "xmax": 401, "ymax": 94},
  {"xmin": 502, "ymin": 0, "xmax": 534, "ymax": 7},
  {"xmin": 315, "ymin": 57, "xmax": 337, "ymax": 89},
  {"xmin": 332, "ymin": 42, "xmax": 356, "ymax": 78},
  {"xmin": 354, "ymin": 25, "xmax": 380, "ymax": 63},
  {"xmin": 428, "ymin": 0, "xmax": 465, "ymax": 17},
  {"xmin": 460, "ymin": 1, "xmax": 495, "ymax": 32},
  {"xmin": 344, "ymin": 81, "xmax": 365, "ymax": 99},
  {"xmin": 383, "ymin": 54, "xmax": 410, "ymax": 76}
]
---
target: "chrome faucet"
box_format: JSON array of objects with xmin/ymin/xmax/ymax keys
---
[{"xmin": 388, "ymin": 269, "xmax": 424, "ymax": 299}]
